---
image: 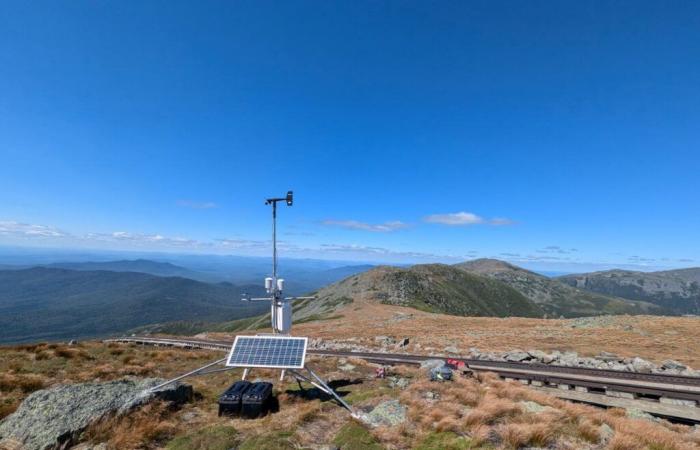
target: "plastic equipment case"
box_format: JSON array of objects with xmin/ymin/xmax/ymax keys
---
[
  {"xmin": 218, "ymin": 380, "xmax": 252, "ymax": 416},
  {"xmin": 241, "ymin": 382, "xmax": 274, "ymax": 418}
]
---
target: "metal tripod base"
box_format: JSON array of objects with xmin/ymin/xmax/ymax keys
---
[
  {"xmin": 146, "ymin": 359, "xmax": 356, "ymax": 416},
  {"xmin": 287, "ymin": 365, "xmax": 355, "ymax": 414}
]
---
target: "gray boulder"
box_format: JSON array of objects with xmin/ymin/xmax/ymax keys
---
[
  {"xmin": 519, "ymin": 401, "xmax": 555, "ymax": 414},
  {"xmin": 444, "ymin": 345, "xmax": 459, "ymax": 354},
  {"xmin": 557, "ymin": 352, "xmax": 579, "ymax": 366},
  {"xmin": 388, "ymin": 377, "xmax": 409, "ymax": 389},
  {"xmin": 608, "ymin": 361, "xmax": 629, "ymax": 372},
  {"xmin": 504, "ymin": 350, "xmax": 530, "ymax": 362},
  {"xmin": 526, "ymin": 350, "xmax": 556, "ymax": 364},
  {"xmin": 597, "ymin": 351, "xmax": 620, "ymax": 362},
  {"xmin": 374, "ymin": 336, "xmax": 396, "ymax": 346},
  {"xmin": 363, "ymin": 400, "xmax": 407, "ymax": 427},
  {"xmin": 599, "ymin": 423, "xmax": 615, "ymax": 443},
  {"xmin": 631, "ymin": 357, "xmax": 655, "ymax": 374},
  {"xmin": 625, "ymin": 408, "xmax": 659, "ymax": 422},
  {"xmin": 338, "ymin": 363, "xmax": 356, "ymax": 372},
  {"xmin": 0, "ymin": 378, "xmax": 192, "ymax": 450},
  {"xmin": 420, "ymin": 359, "xmax": 445, "ymax": 370},
  {"xmin": 662, "ymin": 360, "xmax": 687, "ymax": 371}
]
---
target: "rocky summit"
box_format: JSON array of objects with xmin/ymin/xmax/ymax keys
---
[
  {"xmin": 296, "ymin": 263, "xmax": 545, "ymax": 320},
  {"xmin": 0, "ymin": 378, "xmax": 192, "ymax": 450}
]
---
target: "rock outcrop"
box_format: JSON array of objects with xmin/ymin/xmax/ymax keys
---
[{"xmin": 0, "ymin": 378, "xmax": 192, "ymax": 450}]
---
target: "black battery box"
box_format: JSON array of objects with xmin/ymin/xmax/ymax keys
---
[
  {"xmin": 218, "ymin": 380, "xmax": 252, "ymax": 416},
  {"xmin": 241, "ymin": 381, "xmax": 274, "ymax": 418}
]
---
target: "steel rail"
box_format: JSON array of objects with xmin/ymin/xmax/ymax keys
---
[{"xmin": 105, "ymin": 336, "xmax": 700, "ymax": 391}]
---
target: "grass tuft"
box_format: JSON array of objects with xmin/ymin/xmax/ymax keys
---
[
  {"xmin": 333, "ymin": 422, "xmax": 384, "ymax": 450},
  {"xmin": 166, "ymin": 425, "xmax": 238, "ymax": 450}
]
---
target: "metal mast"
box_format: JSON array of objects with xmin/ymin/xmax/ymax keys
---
[{"xmin": 243, "ymin": 191, "xmax": 313, "ymax": 334}]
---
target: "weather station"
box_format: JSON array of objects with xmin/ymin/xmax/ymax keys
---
[{"xmin": 148, "ymin": 191, "xmax": 355, "ymax": 418}]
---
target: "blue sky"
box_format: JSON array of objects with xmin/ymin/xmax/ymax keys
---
[{"xmin": 1, "ymin": 1, "xmax": 698, "ymax": 271}]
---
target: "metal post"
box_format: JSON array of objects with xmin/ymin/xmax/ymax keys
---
[
  {"xmin": 272, "ymin": 201, "xmax": 277, "ymax": 282},
  {"xmin": 271, "ymin": 200, "xmax": 281, "ymax": 334}
]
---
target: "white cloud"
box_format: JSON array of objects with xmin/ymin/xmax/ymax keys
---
[
  {"xmin": 177, "ymin": 200, "xmax": 217, "ymax": 209},
  {"xmin": 108, "ymin": 231, "xmax": 199, "ymax": 247},
  {"xmin": 536, "ymin": 246, "xmax": 578, "ymax": 255},
  {"xmin": 0, "ymin": 221, "xmax": 68, "ymax": 238},
  {"xmin": 423, "ymin": 212, "xmax": 484, "ymax": 226},
  {"xmin": 489, "ymin": 217, "xmax": 515, "ymax": 226},
  {"xmin": 321, "ymin": 219, "xmax": 408, "ymax": 232},
  {"xmin": 215, "ymin": 238, "xmax": 269, "ymax": 250},
  {"xmin": 423, "ymin": 212, "xmax": 516, "ymax": 226},
  {"xmin": 317, "ymin": 243, "xmax": 468, "ymax": 262}
]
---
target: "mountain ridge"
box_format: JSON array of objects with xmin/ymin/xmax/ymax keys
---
[
  {"xmin": 291, "ymin": 263, "xmax": 545, "ymax": 321},
  {"xmin": 455, "ymin": 258, "xmax": 662, "ymax": 317},
  {"xmin": 558, "ymin": 267, "xmax": 700, "ymax": 314}
]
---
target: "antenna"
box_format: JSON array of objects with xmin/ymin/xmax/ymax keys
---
[{"xmin": 243, "ymin": 190, "xmax": 314, "ymax": 334}]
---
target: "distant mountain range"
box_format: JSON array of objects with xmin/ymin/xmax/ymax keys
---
[
  {"xmin": 1, "ymin": 255, "xmax": 697, "ymax": 343},
  {"xmin": 0, "ymin": 257, "xmax": 375, "ymax": 296},
  {"xmin": 0, "ymin": 258, "xmax": 375, "ymax": 343},
  {"xmin": 45, "ymin": 259, "xmax": 215, "ymax": 281},
  {"xmin": 558, "ymin": 268, "xmax": 700, "ymax": 315},
  {"xmin": 0, "ymin": 267, "xmax": 268, "ymax": 343},
  {"xmin": 456, "ymin": 259, "xmax": 661, "ymax": 317}
]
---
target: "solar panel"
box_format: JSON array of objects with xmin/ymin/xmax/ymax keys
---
[{"xmin": 226, "ymin": 335, "xmax": 308, "ymax": 369}]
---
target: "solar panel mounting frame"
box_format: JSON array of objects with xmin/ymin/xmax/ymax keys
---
[{"xmin": 226, "ymin": 335, "xmax": 308, "ymax": 369}]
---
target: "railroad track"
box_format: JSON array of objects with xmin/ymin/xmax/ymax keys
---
[{"xmin": 105, "ymin": 336, "xmax": 700, "ymax": 423}]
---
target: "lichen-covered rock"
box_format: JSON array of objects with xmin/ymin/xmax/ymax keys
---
[
  {"xmin": 518, "ymin": 401, "xmax": 556, "ymax": 414},
  {"xmin": 599, "ymin": 423, "xmax": 615, "ymax": 443},
  {"xmin": 363, "ymin": 400, "xmax": 407, "ymax": 427},
  {"xmin": 388, "ymin": 377, "xmax": 409, "ymax": 389},
  {"xmin": 662, "ymin": 360, "xmax": 687, "ymax": 371},
  {"xmin": 527, "ymin": 350, "xmax": 548, "ymax": 362},
  {"xmin": 631, "ymin": 357, "xmax": 654, "ymax": 374},
  {"xmin": 504, "ymin": 350, "xmax": 530, "ymax": 362},
  {"xmin": 374, "ymin": 336, "xmax": 395, "ymax": 346},
  {"xmin": 625, "ymin": 408, "xmax": 658, "ymax": 422},
  {"xmin": 420, "ymin": 359, "xmax": 445, "ymax": 370},
  {"xmin": 0, "ymin": 378, "xmax": 192, "ymax": 450},
  {"xmin": 338, "ymin": 363, "xmax": 356, "ymax": 372}
]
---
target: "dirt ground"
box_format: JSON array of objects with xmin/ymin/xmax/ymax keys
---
[{"xmin": 237, "ymin": 302, "xmax": 700, "ymax": 368}]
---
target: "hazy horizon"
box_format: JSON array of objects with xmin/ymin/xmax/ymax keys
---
[{"xmin": 0, "ymin": 244, "xmax": 692, "ymax": 275}]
